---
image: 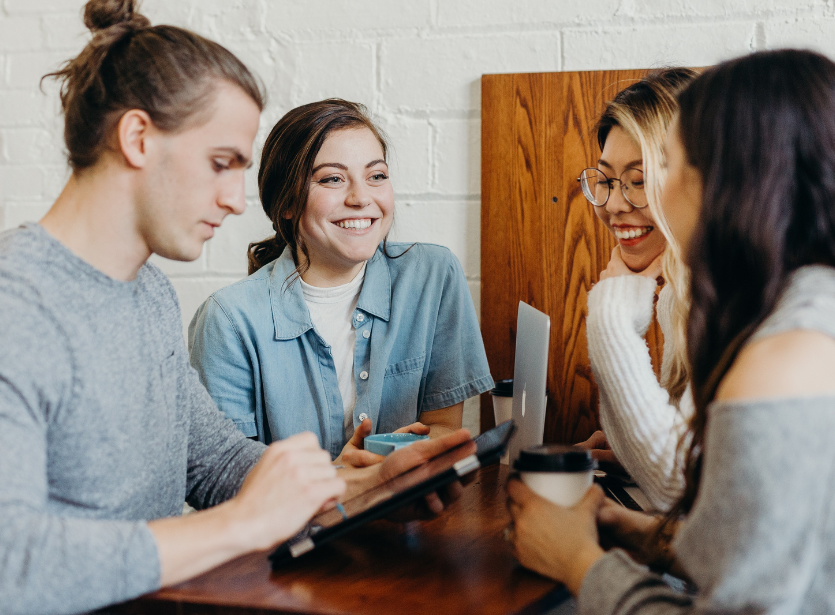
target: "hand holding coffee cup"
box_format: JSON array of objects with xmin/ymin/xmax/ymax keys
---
[{"xmin": 513, "ymin": 445, "xmax": 596, "ymax": 507}]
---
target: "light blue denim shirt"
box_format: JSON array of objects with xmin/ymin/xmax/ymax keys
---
[{"xmin": 188, "ymin": 242, "xmax": 493, "ymax": 458}]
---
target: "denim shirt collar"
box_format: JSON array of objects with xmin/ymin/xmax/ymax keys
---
[{"xmin": 269, "ymin": 245, "xmax": 392, "ymax": 340}]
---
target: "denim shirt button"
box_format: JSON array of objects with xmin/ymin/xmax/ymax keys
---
[
  {"xmin": 362, "ymin": 330, "xmax": 371, "ymax": 339},
  {"xmin": 359, "ymin": 412, "xmax": 368, "ymax": 421},
  {"xmin": 359, "ymin": 370, "xmax": 369, "ymax": 380},
  {"xmin": 355, "ymin": 313, "xmax": 365, "ymax": 323}
]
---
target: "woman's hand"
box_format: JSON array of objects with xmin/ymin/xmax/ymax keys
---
[
  {"xmin": 597, "ymin": 500, "xmax": 679, "ymax": 573},
  {"xmin": 597, "ymin": 497, "xmax": 657, "ymax": 554},
  {"xmin": 507, "ymin": 479, "xmax": 605, "ymax": 595},
  {"xmin": 336, "ymin": 428, "xmax": 474, "ymax": 521},
  {"xmin": 574, "ymin": 430, "xmax": 619, "ymax": 466},
  {"xmin": 379, "ymin": 428, "xmax": 474, "ymax": 520},
  {"xmin": 335, "ymin": 419, "xmax": 431, "ymax": 468},
  {"xmin": 600, "ymin": 246, "xmax": 664, "ymax": 282}
]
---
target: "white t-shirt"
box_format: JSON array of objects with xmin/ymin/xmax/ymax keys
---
[{"xmin": 300, "ymin": 264, "xmax": 366, "ymax": 441}]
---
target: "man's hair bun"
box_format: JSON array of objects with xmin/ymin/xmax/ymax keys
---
[
  {"xmin": 83, "ymin": 0, "xmax": 150, "ymax": 32},
  {"xmin": 47, "ymin": 0, "xmax": 263, "ymax": 171}
]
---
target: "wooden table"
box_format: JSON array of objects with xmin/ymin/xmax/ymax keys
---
[{"xmin": 113, "ymin": 464, "xmax": 568, "ymax": 615}]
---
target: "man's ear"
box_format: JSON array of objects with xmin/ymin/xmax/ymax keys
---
[{"xmin": 117, "ymin": 109, "xmax": 154, "ymax": 169}]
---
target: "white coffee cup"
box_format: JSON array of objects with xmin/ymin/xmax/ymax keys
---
[
  {"xmin": 490, "ymin": 379, "xmax": 513, "ymax": 464},
  {"xmin": 514, "ymin": 445, "xmax": 596, "ymax": 507}
]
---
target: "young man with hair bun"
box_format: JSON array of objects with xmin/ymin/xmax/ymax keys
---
[{"xmin": 0, "ymin": 2, "xmax": 471, "ymax": 613}]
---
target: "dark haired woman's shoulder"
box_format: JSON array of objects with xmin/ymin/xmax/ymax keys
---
[
  {"xmin": 752, "ymin": 264, "xmax": 835, "ymax": 344},
  {"xmin": 787, "ymin": 264, "xmax": 835, "ymax": 293},
  {"xmin": 777, "ymin": 264, "xmax": 835, "ymax": 309}
]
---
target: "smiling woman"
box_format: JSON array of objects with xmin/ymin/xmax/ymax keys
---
[
  {"xmin": 577, "ymin": 68, "xmax": 699, "ymax": 511},
  {"xmin": 188, "ymin": 99, "xmax": 493, "ymax": 464}
]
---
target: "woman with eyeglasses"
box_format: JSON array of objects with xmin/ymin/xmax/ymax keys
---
[
  {"xmin": 508, "ymin": 47, "xmax": 835, "ymax": 614},
  {"xmin": 576, "ymin": 68, "xmax": 697, "ymax": 511}
]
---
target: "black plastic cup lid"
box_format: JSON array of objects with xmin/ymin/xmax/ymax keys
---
[
  {"xmin": 513, "ymin": 445, "xmax": 596, "ymax": 473},
  {"xmin": 490, "ymin": 378, "xmax": 513, "ymax": 397}
]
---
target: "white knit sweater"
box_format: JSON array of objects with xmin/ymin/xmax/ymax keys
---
[{"xmin": 586, "ymin": 275, "xmax": 693, "ymax": 511}]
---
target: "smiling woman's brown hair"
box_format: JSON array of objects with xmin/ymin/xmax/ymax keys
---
[
  {"xmin": 248, "ymin": 99, "xmax": 389, "ymax": 276},
  {"xmin": 44, "ymin": 0, "xmax": 264, "ymax": 172}
]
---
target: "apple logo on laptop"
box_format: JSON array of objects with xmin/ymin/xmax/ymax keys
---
[{"xmin": 521, "ymin": 383, "xmax": 527, "ymax": 417}]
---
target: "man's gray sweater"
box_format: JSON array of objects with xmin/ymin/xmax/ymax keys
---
[{"xmin": 0, "ymin": 223, "xmax": 265, "ymax": 615}]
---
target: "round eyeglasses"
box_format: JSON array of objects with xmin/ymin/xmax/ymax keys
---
[{"xmin": 577, "ymin": 167, "xmax": 648, "ymax": 209}]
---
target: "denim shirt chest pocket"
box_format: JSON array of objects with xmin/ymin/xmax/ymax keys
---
[{"xmin": 380, "ymin": 354, "xmax": 426, "ymax": 429}]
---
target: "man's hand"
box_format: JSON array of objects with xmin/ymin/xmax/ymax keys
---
[
  {"xmin": 335, "ymin": 419, "xmax": 431, "ymax": 468},
  {"xmin": 150, "ymin": 432, "xmax": 344, "ymax": 587},
  {"xmin": 229, "ymin": 432, "xmax": 346, "ymax": 552}
]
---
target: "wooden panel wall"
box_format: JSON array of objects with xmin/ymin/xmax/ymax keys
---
[{"xmin": 480, "ymin": 69, "xmax": 664, "ymax": 444}]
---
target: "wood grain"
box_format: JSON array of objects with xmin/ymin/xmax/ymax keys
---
[
  {"xmin": 481, "ymin": 70, "xmax": 664, "ymax": 444},
  {"xmin": 112, "ymin": 465, "xmax": 567, "ymax": 615}
]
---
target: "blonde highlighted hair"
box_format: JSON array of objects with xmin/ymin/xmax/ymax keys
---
[{"xmin": 596, "ymin": 68, "xmax": 698, "ymax": 402}]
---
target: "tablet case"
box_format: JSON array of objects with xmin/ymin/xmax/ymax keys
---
[{"xmin": 270, "ymin": 420, "xmax": 516, "ymax": 567}]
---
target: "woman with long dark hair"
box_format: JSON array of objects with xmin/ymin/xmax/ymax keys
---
[
  {"xmin": 189, "ymin": 99, "xmax": 493, "ymax": 465},
  {"xmin": 507, "ymin": 48, "xmax": 835, "ymax": 612}
]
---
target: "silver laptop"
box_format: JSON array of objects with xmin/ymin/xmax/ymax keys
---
[{"xmin": 507, "ymin": 301, "xmax": 551, "ymax": 465}]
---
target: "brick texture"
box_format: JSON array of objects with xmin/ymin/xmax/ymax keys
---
[{"xmin": 0, "ymin": 0, "xmax": 828, "ymax": 432}]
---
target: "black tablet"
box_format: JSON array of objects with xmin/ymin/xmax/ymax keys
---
[{"xmin": 269, "ymin": 420, "xmax": 516, "ymax": 568}]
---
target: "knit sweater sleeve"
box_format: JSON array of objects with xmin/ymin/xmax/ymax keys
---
[
  {"xmin": 0, "ymin": 289, "xmax": 160, "ymax": 615},
  {"xmin": 586, "ymin": 275, "xmax": 689, "ymax": 511}
]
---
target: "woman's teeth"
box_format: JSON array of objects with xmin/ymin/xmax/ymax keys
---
[
  {"xmin": 614, "ymin": 226, "xmax": 652, "ymax": 240},
  {"xmin": 335, "ymin": 219, "xmax": 372, "ymax": 230}
]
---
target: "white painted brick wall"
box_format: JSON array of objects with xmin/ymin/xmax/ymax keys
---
[{"xmin": 1, "ymin": 0, "xmax": 832, "ymax": 433}]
